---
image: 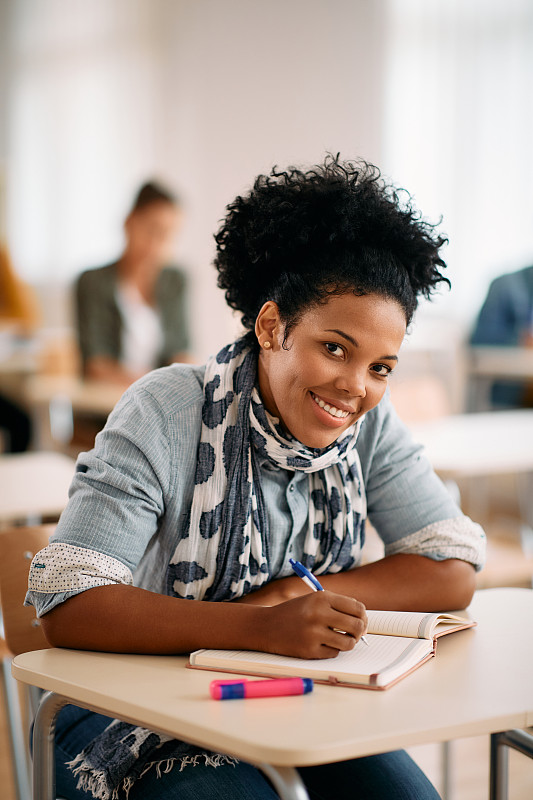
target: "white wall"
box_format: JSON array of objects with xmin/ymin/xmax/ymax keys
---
[
  {"xmin": 382, "ymin": 0, "xmax": 533, "ymax": 341},
  {"xmin": 2, "ymin": 0, "xmax": 533, "ymax": 360},
  {"xmin": 1, "ymin": 0, "xmax": 389, "ymax": 359},
  {"xmin": 155, "ymin": 0, "xmax": 388, "ymax": 357},
  {"xmin": 3, "ymin": 1, "xmax": 167, "ymax": 280}
]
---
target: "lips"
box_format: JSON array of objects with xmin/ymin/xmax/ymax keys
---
[{"xmin": 310, "ymin": 391, "xmax": 353, "ymax": 419}]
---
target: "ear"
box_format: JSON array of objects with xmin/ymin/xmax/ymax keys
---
[{"xmin": 255, "ymin": 301, "xmax": 282, "ymax": 350}]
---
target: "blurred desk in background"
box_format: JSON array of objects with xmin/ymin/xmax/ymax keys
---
[
  {"xmin": 409, "ymin": 410, "xmax": 533, "ymax": 479},
  {"xmin": 25, "ymin": 376, "xmax": 124, "ymax": 451},
  {"xmin": 0, "ymin": 451, "xmax": 75, "ymax": 526},
  {"xmin": 0, "ymin": 350, "xmax": 37, "ymax": 378},
  {"xmin": 410, "ymin": 410, "xmax": 533, "ymax": 586},
  {"xmin": 0, "ymin": 349, "xmax": 38, "ymax": 401},
  {"xmin": 27, "ymin": 376, "xmax": 124, "ymax": 417},
  {"xmin": 468, "ymin": 346, "xmax": 533, "ymax": 410}
]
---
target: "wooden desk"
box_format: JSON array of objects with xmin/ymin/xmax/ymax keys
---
[
  {"xmin": 12, "ymin": 589, "xmax": 533, "ymax": 800},
  {"xmin": 0, "ymin": 452, "xmax": 75, "ymax": 525}
]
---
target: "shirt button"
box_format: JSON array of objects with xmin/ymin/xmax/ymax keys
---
[{"xmin": 289, "ymin": 484, "xmax": 295, "ymax": 493}]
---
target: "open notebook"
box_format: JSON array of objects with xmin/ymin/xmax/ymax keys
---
[{"xmin": 189, "ymin": 610, "xmax": 475, "ymax": 690}]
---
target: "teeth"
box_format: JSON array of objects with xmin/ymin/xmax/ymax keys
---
[{"xmin": 311, "ymin": 392, "xmax": 349, "ymax": 419}]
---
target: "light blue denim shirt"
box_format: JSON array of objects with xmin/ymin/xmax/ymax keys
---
[{"xmin": 26, "ymin": 364, "xmax": 485, "ymax": 616}]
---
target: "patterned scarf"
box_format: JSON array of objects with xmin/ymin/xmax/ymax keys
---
[
  {"xmin": 68, "ymin": 337, "xmax": 367, "ymax": 799},
  {"xmin": 167, "ymin": 336, "xmax": 367, "ymax": 600}
]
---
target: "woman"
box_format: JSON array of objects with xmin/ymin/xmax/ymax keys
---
[
  {"xmin": 75, "ymin": 180, "xmax": 190, "ymax": 387},
  {"xmin": 27, "ymin": 157, "xmax": 485, "ymax": 800}
]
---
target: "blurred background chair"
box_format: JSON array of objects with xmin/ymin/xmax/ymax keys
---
[{"xmin": 0, "ymin": 525, "xmax": 54, "ymax": 800}]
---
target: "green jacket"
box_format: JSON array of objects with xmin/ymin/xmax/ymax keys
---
[{"xmin": 75, "ymin": 262, "xmax": 189, "ymax": 371}]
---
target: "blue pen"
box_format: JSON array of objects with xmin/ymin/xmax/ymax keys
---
[
  {"xmin": 289, "ymin": 558, "xmax": 369, "ymax": 646},
  {"xmin": 289, "ymin": 557, "xmax": 324, "ymax": 591}
]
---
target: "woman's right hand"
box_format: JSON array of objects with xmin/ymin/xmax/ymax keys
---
[{"xmin": 262, "ymin": 590, "xmax": 368, "ymax": 659}]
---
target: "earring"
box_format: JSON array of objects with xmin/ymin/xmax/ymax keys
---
[{"xmin": 263, "ymin": 341, "xmax": 271, "ymax": 349}]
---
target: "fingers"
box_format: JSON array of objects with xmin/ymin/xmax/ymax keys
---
[
  {"xmin": 265, "ymin": 589, "xmax": 368, "ymax": 660},
  {"xmin": 315, "ymin": 643, "xmax": 346, "ymax": 659},
  {"xmin": 324, "ymin": 631, "xmax": 356, "ymax": 653},
  {"xmin": 316, "ymin": 626, "xmax": 363, "ymax": 656},
  {"xmin": 300, "ymin": 592, "xmax": 368, "ymax": 656},
  {"xmin": 329, "ymin": 610, "xmax": 366, "ymax": 643},
  {"xmin": 328, "ymin": 593, "xmax": 368, "ymax": 628},
  {"xmin": 325, "ymin": 593, "xmax": 367, "ymax": 640}
]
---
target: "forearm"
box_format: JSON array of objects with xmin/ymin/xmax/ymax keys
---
[
  {"xmin": 41, "ymin": 584, "xmax": 267, "ymax": 654},
  {"xmin": 40, "ymin": 582, "xmax": 369, "ymax": 660},
  {"xmin": 320, "ymin": 555, "xmax": 476, "ymax": 611},
  {"xmin": 238, "ymin": 555, "xmax": 476, "ymax": 612}
]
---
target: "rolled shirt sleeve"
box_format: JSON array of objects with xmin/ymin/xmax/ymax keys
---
[
  {"xmin": 384, "ymin": 516, "xmax": 486, "ymax": 569},
  {"xmin": 25, "ymin": 376, "xmax": 178, "ymax": 617},
  {"xmin": 26, "ymin": 544, "xmax": 134, "ymax": 617}
]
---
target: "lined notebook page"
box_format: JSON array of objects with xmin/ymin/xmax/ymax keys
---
[
  {"xmin": 191, "ymin": 634, "xmax": 432, "ymax": 686},
  {"xmin": 366, "ymin": 610, "xmax": 437, "ymax": 639},
  {"xmin": 366, "ymin": 610, "xmax": 469, "ymax": 639}
]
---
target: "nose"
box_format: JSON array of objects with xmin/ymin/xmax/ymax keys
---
[{"xmin": 334, "ymin": 365, "xmax": 367, "ymax": 398}]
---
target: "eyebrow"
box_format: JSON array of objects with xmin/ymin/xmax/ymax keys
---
[{"xmin": 324, "ymin": 329, "xmax": 399, "ymax": 362}]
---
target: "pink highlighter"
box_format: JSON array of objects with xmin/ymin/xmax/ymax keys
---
[{"xmin": 210, "ymin": 677, "xmax": 313, "ymax": 700}]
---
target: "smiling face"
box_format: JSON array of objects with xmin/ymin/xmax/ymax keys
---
[{"xmin": 255, "ymin": 292, "xmax": 407, "ymax": 449}]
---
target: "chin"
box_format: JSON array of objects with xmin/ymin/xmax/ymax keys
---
[{"xmin": 295, "ymin": 429, "xmax": 345, "ymax": 450}]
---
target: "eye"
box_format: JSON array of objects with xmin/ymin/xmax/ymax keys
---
[
  {"xmin": 325, "ymin": 342, "xmax": 344, "ymax": 358},
  {"xmin": 371, "ymin": 363, "xmax": 394, "ymax": 377}
]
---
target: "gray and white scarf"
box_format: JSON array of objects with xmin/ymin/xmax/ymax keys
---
[{"xmin": 69, "ymin": 336, "xmax": 367, "ymax": 799}]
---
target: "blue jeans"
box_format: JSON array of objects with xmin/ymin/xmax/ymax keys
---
[{"xmin": 52, "ymin": 705, "xmax": 441, "ymax": 799}]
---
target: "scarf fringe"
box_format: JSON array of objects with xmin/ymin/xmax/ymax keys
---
[
  {"xmin": 68, "ymin": 749, "xmax": 238, "ymax": 800},
  {"xmin": 68, "ymin": 754, "xmax": 111, "ymax": 800}
]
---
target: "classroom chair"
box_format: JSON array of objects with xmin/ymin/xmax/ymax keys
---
[{"xmin": 0, "ymin": 524, "xmax": 56, "ymax": 800}]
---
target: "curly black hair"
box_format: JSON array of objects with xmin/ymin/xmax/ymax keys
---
[{"xmin": 214, "ymin": 155, "xmax": 449, "ymax": 333}]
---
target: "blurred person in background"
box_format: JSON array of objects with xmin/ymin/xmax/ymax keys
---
[
  {"xmin": 75, "ymin": 180, "xmax": 191, "ymax": 388},
  {"xmin": 470, "ymin": 264, "xmax": 533, "ymax": 407},
  {"xmin": 0, "ymin": 242, "xmax": 41, "ymax": 451}
]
